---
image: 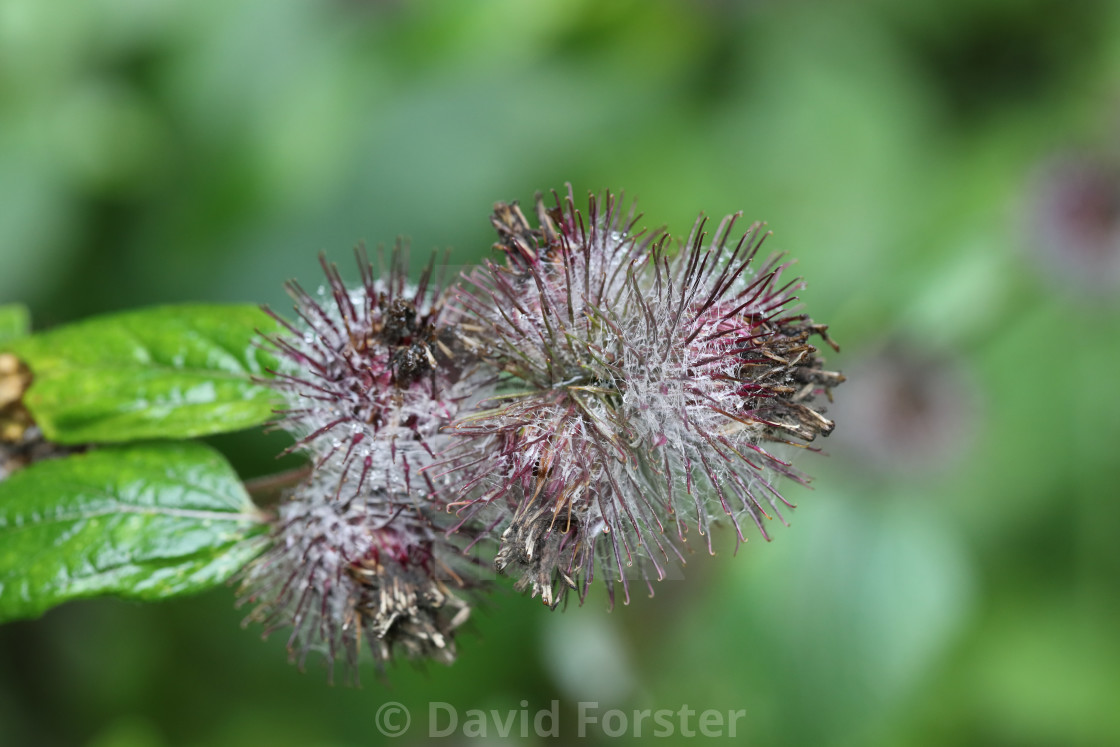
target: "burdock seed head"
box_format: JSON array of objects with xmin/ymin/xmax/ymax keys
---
[
  {"xmin": 261, "ymin": 243, "xmax": 479, "ymax": 502},
  {"xmin": 439, "ymin": 186, "xmax": 843, "ymax": 609},
  {"xmin": 1026, "ymin": 152, "xmax": 1120, "ymax": 293},
  {"xmin": 236, "ymin": 467, "xmax": 479, "ymax": 683}
]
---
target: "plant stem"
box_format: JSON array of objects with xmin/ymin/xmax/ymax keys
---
[{"xmin": 244, "ymin": 463, "xmax": 312, "ymax": 505}]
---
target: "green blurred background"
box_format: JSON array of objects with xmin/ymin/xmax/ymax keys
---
[{"xmin": 2, "ymin": 0, "xmax": 1119, "ymax": 744}]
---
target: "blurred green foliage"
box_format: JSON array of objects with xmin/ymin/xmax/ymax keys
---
[{"xmin": 2, "ymin": 0, "xmax": 1119, "ymax": 745}]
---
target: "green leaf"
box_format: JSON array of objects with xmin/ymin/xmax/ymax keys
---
[
  {"xmin": 0, "ymin": 441, "xmax": 268, "ymax": 623},
  {"xmin": 0, "ymin": 304, "xmax": 30, "ymax": 345},
  {"xmin": 8, "ymin": 304, "xmax": 280, "ymax": 444}
]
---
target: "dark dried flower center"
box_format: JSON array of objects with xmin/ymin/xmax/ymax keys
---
[
  {"xmin": 373, "ymin": 297, "xmax": 438, "ymax": 387},
  {"xmin": 495, "ymin": 500, "xmax": 582, "ymax": 609},
  {"xmin": 380, "ymin": 298, "xmax": 420, "ymax": 346}
]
